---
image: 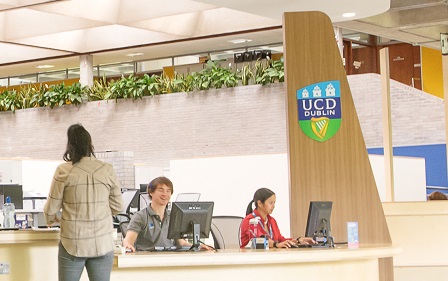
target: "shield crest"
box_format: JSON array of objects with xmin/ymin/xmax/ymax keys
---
[{"xmin": 296, "ymin": 80, "xmax": 342, "ymax": 142}]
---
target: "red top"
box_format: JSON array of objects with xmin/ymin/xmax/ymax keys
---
[{"xmin": 239, "ymin": 209, "xmax": 291, "ymax": 248}]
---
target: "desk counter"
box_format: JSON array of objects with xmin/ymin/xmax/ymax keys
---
[
  {"xmin": 0, "ymin": 230, "xmax": 398, "ymax": 281},
  {"xmin": 0, "ymin": 228, "xmax": 59, "ymax": 244},
  {"xmin": 112, "ymin": 245, "xmax": 399, "ymax": 281},
  {"xmin": 0, "ymin": 229, "xmax": 60, "ymax": 281},
  {"xmin": 383, "ymin": 201, "xmax": 448, "ymax": 281}
]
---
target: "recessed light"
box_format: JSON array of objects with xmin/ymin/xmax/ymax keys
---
[
  {"xmin": 342, "ymin": 12, "xmax": 356, "ymax": 18},
  {"xmin": 35, "ymin": 64, "xmax": 54, "ymax": 69},
  {"xmin": 126, "ymin": 53, "xmax": 144, "ymax": 57},
  {"xmin": 227, "ymin": 39, "xmax": 252, "ymax": 44}
]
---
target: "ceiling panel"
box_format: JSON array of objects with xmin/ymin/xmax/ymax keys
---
[{"xmin": 2, "ymin": 0, "xmax": 447, "ymax": 79}]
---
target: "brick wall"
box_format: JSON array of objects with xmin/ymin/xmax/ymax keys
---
[
  {"xmin": 0, "ymin": 84, "xmax": 287, "ymax": 168},
  {"xmin": 0, "ymin": 74, "xmax": 444, "ymax": 172},
  {"xmin": 348, "ymin": 73, "xmax": 445, "ymax": 147},
  {"xmin": 96, "ymin": 151, "xmax": 135, "ymax": 189}
]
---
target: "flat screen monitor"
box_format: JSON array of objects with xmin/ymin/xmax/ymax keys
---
[
  {"xmin": 139, "ymin": 184, "xmax": 148, "ymax": 193},
  {"xmin": 167, "ymin": 201, "xmax": 214, "ymax": 251},
  {"xmin": 305, "ymin": 201, "xmax": 333, "ymax": 245},
  {"xmin": 0, "ymin": 184, "xmax": 23, "ymax": 209},
  {"xmin": 121, "ymin": 189, "xmax": 140, "ymax": 214}
]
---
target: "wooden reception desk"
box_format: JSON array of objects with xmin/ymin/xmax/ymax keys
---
[
  {"xmin": 383, "ymin": 201, "xmax": 448, "ymax": 281},
  {"xmin": 0, "ymin": 229, "xmax": 60, "ymax": 281},
  {"xmin": 112, "ymin": 245, "xmax": 399, "ymax": 281},
  {"xmin": 0, "ymin": 230, "xmax": 398, "ymax": 281}
]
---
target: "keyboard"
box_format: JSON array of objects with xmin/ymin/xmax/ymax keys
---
[
  {"xmin": 287, "ymin": 242, "xmax": 332, "ymax": 248},
  {"xmin": 0, "ymin": 227, "xmax": 20, "ymax": 231},
  {"xmin": 148, "ymin": 246, "xmax": 193, "ymax": 252},
  {"xmin": 297, "ymin": 244, "xmax": 333, "ymax": 248}
]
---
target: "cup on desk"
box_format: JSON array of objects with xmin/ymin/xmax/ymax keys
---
[
  {"xmin": 114, "ymin": 244, "xmax": 125, "ymax": 255},
  {"xmin": 255, "ymin": 235, "xmax": 268, "ymax": 250},
  {"xmin": 120, "ymin": 246, "xmax": 126, "ymax": 255}
]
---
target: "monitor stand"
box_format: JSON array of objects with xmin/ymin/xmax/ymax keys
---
[
  {"xmin": 314, "ymin": 219, "xmax": 334, "ymax": 248},
  {"xmin": 190, "ymin": 222, "xmax": 201, "ymax": 252}
]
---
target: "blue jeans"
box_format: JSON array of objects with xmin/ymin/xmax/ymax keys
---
[{"xmin": 58, "ymin": 242, "xmax": 114, "ymax": 281}]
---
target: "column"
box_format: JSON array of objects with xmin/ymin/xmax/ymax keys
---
[{"xmin": 79, "ymin": 55, "xmax": 93, "ymax": 87}]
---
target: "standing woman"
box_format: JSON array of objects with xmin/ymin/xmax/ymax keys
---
[
  {"xmin": 240, "ymin": 188, "xmax": 315, "ymax": 248},
  {"xmin": 44, "ymin": 124, "xmax": 124, "ymax": 281}
]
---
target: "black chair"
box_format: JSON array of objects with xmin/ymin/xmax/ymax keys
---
[
  {"xmin": 210, "ymin": 216, "xmax": 243, "ymax": 249},
  {"xmin": 119, "ymin": 220, "xmax": 130, "ymax": 238},
  {"xmin": 113, "ymin": 213, "xmax": 130, "ymax": 233}
]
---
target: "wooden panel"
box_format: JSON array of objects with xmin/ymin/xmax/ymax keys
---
[
  {"xmin": 352, "ymin": 45, "xmax": 378, "ymax": 74},
  {"xmin": 343, "ymin": 40, "xmax": 352, "ymax": 74},
  {"xmin": 387, "ymin": 43, "xmax": 416, "ymax": 87},
  {"xmin": 412, "ymin": 46, "xmax": 422, "ymax": 90},
  {"xmin": 282, "ymin": 11, "xmax": 393, "ymax": 280},
  {"xmin": 163, "ymin": 66, "xmax": 175, "ymax": 79},
  {"xmin": 380, "ymin": 48, "xmax": 394, "ymax": 202}
]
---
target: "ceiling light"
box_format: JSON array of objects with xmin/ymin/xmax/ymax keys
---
[
  {"xmin": 342, "ymin": 12, "xmax": 356, "ymax": 18},
  {"xmin": 35, "ymin": 64, "xmax": 54, "ymax": 69},
  {"xmin": 227, "ymin": 39, "xmax": 252, "ymax": 44},
  {"xmin": 126, "ymin": 53, "xmax": 144, "ymax": 57}
]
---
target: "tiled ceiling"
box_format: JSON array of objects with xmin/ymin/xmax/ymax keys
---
[{"xmin": 1, "ymin": 0, "xmax": 445, "ymax": 78}]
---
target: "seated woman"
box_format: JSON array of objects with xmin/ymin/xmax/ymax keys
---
[
  {"xmin": 122, "ymin": 176, "xmax": 211, "ymax": 252},
  {"xmin": 240, "ymin": 188, "xmax": 316, "ymax": 248}
]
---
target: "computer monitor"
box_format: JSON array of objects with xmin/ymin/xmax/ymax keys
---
[
  {"xmin": 121, "ymin": 189, "xmax": 140, "ymax": 214},
  {"xmin": 305, "ymin": 201, "xmax": 333, "ymax": 246},
  {"xmin": 139, "ymin": 184, "xmax": 148, "ymax": 193},
  {"xmin": 0, "ymin": 184, "xmax": 23, "ymax": 209},
  {"xmin": 167, "ymin": 201, "xmax": 214, "ymax": 251}
]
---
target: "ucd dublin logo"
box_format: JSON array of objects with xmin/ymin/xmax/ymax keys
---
[{"xmin": 297, "ymin": 80, "xmax": 341, "ymax": 142}]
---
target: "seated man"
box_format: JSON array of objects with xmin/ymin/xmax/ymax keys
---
[{"xmin": 122, "ymin": 177, "xmax": 211, "ymax": 251}]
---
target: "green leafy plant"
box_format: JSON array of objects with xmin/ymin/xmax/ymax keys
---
[
  {"xmin": 30, "ymin": 84, "xmax": 49, "ymax": 108},
  {"xmin": 240, "ymin": 64, "xmax": 254, "ymax": 86},
  {"xmin": 176, "ymin": 73, "xmax": 195, "ymax": 92},
  {"xmin": 191, "ymin": 71, "xmax": 212, "ymax": 91},
  {"xmin": 0, "ymin": 89, "xmax": 21, "ymax": 112},
  {"xmin": 17, "ymin": 85, "xmax": 40, "ymax": 109},
  {"xmin": 42, "ymin": 83, "xmax": 66, "ymax": 108},
  {"xmin": 254, "ymin": 59, "xmax": 270, "ymax": 85},
  {"xmin": 0, "ymin": 58, "xmax": 285, "ymax": 112},
  {"xmin": 65, "ymin": 82, "xmax": 86, "ymax": 105},
  {"xmin": 265, "ymin": 58, "xmax": 284, "ymax": 83},
  {"xmin": 86, "ymin": 76, "xmax": 112, "ymax": 101},
  {"xmin": 163, "ymin": 73, "xmax": 193, "ymax": 93},
  {"xmin": 109, "ymin": 75, "xmax": 144, "ymax": 102},
  {"xmin": 138, "ymin": 73, "xmax": 164, "ymax": 96}
]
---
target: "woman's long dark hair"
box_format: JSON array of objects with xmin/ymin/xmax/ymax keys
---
[
  {"xmin": 245, "ymin": 188, "xmax": 275, "ymax": 215},
  {"xmin": 63, "ymin": 124, "xmax": 95, "ymax": 164}
]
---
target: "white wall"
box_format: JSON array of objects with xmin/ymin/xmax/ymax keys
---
[
  {"xmin": 134, "ymin": 165, "xmax": 166, "ymax": 190},
  {"xmin": 0, "ymin": 159, "xmax": 22, "ymax": 184},
  {"xmin": 0, "ymin": 159, "xmax": 62, "ymax": 210},
  {"xmin": 368, "ymin": 155, "xmax": 427, "ymax": 202},
  {"xmin": 170, "ymin": 154, "xmax": 292, "ymax": 236},
  {"xmin": 169, "ymin": 153, "xmax": 428, "ymax": 237},
  {"xmin": 0, "ymin": 152, "xmax": 427, "ymax": 216},
  {"xmin": 21, "ymin": 159, "xmax": 63, "ymax": 196}
]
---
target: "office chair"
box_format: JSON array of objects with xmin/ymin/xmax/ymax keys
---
[
  {"xmin": 175, "ymin": 193, "xmax": 201, "ymax": 202},
  {"xmin": 210, "ymin": 216, "xmax": 244, "ymax": 249},
  {"xmin": 113, "ymin": 213, "xmax": 130, "ymax": 233},
  {"xmin": 119, "ymin": 220, "xmax": 130, "ymax": 238}
]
